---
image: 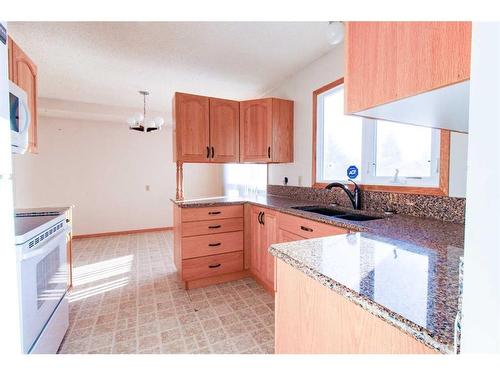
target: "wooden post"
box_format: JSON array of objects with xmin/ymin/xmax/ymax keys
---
[{"xmin": 176, "ymin": 162, "xmax": 184, "ymax": 201}]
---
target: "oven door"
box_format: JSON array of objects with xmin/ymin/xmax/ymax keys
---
[{"xmin": 18, "ymin": 228, "xmax": 69, "ymax": 353}]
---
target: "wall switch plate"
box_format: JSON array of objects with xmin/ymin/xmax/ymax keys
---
[{"xmin": 145, "ymin": 185, "xmax": 150, "ymax": 191}]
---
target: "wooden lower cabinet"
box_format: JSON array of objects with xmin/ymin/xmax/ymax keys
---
[
  {"xmin": 249, "ymin": 206, "xmax": 277, "ymax": 293},
  {"xmin": 278, "ymin": 228, "xmax": 305, "ymax": 242},
  {"xmin": 275, "ymin": 260, "xmax": 437, "ymax": 354},
  {"xmin": 279, "ymin": 212, "xmax": 349, "ymax": 238},
  {"xmin": 249, "ymin": 206, "xmax": 350, "ymax": 294},
  {"xmin": 173, "ymin": 203, "xmax": 246, "ymax": 289},
  {"xmin": 182, "ymin": 251, "xmax": 244, "ymax": 281}
]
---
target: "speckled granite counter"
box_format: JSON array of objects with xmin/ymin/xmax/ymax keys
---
[
  {"xmin": 270, "ymin": 233, "xmax": 462, "ymax": 354},
  {"xmin": 172, "ymin": 195, "xmax": 464, "ymax": 353},
  {"xmin": 172, "ymin": 195, "xmax": 464, "ymax": 252}
]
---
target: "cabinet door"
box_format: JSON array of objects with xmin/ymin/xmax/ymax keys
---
[
  {"xmin": 278, "ymin": 228, "xmax": 306, "ymax": 243},
  {"xmin": 345, "ymin": 22, "xmax": 472, "ymax": 114},
  {"xmin": 174, "ymin": 92, "xmax": 210, "ymax": 162},
  {"xmin": 10, "ymin": 38, "xmax": 38, "ymax": 153},
  {"xmin": 239, "ymin": 99, "xmax": 272, "ymax": 162},
  {"xmin": 209, "ymin": 98, "xmax": 240, "ymax": 163},
  {"xmin": 271, "ymin": 99, "xmax": 294, "ymax": 163},
  {"xmin": 250, "ymin": 206, "xmax": 264, "ymax": 276},
  {"xmin": 261, "ymin": 209, "xmax": 278, "ymax": 291}
]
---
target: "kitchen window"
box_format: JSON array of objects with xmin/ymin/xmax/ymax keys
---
[
  {"xmin": 223, "ymin": 164, "xmax": 267, "ymax": 197},
  {"xmin": 313, "ymin": 78, "xmax": 449, "ymax": 195}
]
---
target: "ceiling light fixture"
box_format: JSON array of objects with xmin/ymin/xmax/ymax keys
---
[
  {"xmin": 127, "ymin": 91, "xmax": 164, "ymax": 132},
  {"xmin": 328, "ymin": 21, "xmax": 345, "ymax": 45}
]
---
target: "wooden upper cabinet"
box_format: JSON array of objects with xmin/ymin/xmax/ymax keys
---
[
  {"xmin": 209, "ymin": 98, "xmax": 239, "ymax": 163},
  {"xmin": 271, "ymin": 98, "xmax": 294, "ymax": 163},
  {"xmin": 173, "ymin": 92, "xmax": 210, "ymax": 162},
  {"xmin": 174, "ymin": 93, "xmax": 293, "ymax": 164},
  {"xmin": 240, "ymin": 98, "xmax": 293, "ymax": 163},
  {"xmin": 9, "ymin": 38, "xmax": 38, "ymax": 153},
  {"xmin": 240, "ymin": 99, "xmax": 273, "ymax": 162},
  {"xmin": 345, "ymin": 22, "xmax": 472, "ymax": 114}
]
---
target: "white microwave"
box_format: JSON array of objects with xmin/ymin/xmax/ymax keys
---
[{"xmin": 9, "ymin": 80, "xmax": 30, "ymax": 154}]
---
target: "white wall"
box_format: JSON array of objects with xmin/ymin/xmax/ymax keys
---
[
  {"xmin": 460, "ymin": 22, "xmax": 500, "ymax": 353},
  {"xmin": 12, "ymin": 108, "xmax": 223, "ymax": 236},
  {"xmin": 267, "ymin": 44, "xmax": 468, "ymax": 198}
]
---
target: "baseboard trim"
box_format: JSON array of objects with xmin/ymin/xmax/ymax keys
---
[{"xmin": 73, "ymin": 226, "xmax": 172, "ymax": 239}]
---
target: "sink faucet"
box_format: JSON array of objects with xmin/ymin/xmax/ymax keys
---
[{"xmin": 324, "ymin": 180, "xmax": 361, "ymax": 210}]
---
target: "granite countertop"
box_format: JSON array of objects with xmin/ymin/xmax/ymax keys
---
[
  {"xmin": 172, "ymin": 195, "xmax": 464, "ymax": 252},
  {"xmin": 269, "ymin": 233, "xmax": 462, "ymax": 354},
  {"xmin": 173, "ymin": 194, "xmax": 464, "ymax": 353}
]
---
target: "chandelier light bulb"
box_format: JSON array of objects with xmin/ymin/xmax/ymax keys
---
[
  {"xmin": 134, "ymin": 113, "xmax": 144, "ymax": 123},
  {"xmin": 154, "ymin": 117, "xmax": 165, "ymax": 127}
]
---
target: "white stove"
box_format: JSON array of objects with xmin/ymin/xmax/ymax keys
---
[{"xmin": 15, "ymin": 211, "xmax": 70, "ymax": 354}]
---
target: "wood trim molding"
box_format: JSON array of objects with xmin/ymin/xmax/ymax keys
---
[
  {"xmin": 176, "ymin": 161, "xmax": 184, "ymax": 200},
  {"xmin": 312, "ymin": 78, "xmax": 344, "ymax": 188},
  {"xmin": 73, "ymin": 226, "xmax": 172, "ymax": 239},
  {"xmin": 312, "ymin": 78, "xmax": 451, "ymax": 197}
]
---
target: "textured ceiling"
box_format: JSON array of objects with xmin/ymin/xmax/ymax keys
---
[{"xmin": 8, "ymin": 22, "xmax": 335, "ymax": 120}]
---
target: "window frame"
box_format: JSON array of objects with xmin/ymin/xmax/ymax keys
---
[{"xmin": 312, "ymin": 78, "xmax": 450, "ymax": 196}]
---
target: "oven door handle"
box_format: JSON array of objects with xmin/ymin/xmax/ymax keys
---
[{"xmin": 20, "ymin": 229, "xmax": 69, "ymax": 261}]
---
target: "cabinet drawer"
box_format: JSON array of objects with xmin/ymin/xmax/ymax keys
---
[
  {"xmin": 279, "ymin": 213, "xmax": 349, "ymax": 239},
  {"xmin": 181, "ymin": 205, "xmax": 243, "ymax": 222},
  {"xmin": 182, "ymin": 231, "xmax": 243, "ymax": 259},
  {"xmin": 182, "ymin": 251, "xmax": 243, "ymax": 281},
  {"xmin": 182, "ymin": 218, "xmax": 243, "ymax": 237}
]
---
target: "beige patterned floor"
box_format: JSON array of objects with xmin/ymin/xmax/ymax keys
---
[{"xmin": 58, "ymin": 230, "xmax": 275, "ymax": 354}]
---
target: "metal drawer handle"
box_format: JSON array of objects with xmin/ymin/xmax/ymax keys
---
[
  {"xmin": 300, "ymin": 226, "xmax": 313, "ymax": 232},
  {"xmin": 208, "ymin": 225, "xmax": 221, "ymax": 229},
  {"xmin": 208, "ymin": 211, "xmax": 221, "ymax": 215},
  {"xmin": 208, "ymin": 242, "xmax": 221, "ymax": 247},
  {"xmin": 208, "ymin": 263, "xmax": 221, "ymax": 268}
]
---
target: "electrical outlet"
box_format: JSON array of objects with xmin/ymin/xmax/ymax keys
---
[{"xmin": 145, "ymin": 185, "xmax": 150, "ymax": 191}]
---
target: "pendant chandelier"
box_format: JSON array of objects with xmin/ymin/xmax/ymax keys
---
[{"xmin": 127, "ymin": 90, "xmax": 164, "ymax": 132}]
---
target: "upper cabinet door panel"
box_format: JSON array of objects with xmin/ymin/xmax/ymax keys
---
[
  {"xmin": 209, "ymin": 98, "xmax": 240, "ymax": 163},
  {"xmin": 345, "ymin": 22, "xmax": 472, "ymax": 114},
  {"xmin": 239, "ymin": 99, "xmax": 273, "ymax": 163},
  {"xmin": 10, "ymin": 39, "xmax": 38, "ymax": 153},
  {"xmin": 271, "ymin": 99, "xmax": 294, "ymax": 163},
  {"xmin": 174, "ymin": 93, "xmax": 210, "ymax": 162}
]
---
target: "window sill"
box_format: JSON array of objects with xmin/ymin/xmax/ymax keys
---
[{"xmin": 312, "ymin": 182, "xmax": 448, "ymax": 196}]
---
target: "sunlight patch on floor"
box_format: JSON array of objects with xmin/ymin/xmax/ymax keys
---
[
  {"xmin": 71, "ymin": 255, "xmax": 134, "ymax": 286},
  {"xmin": 69, "ymin": 277, "xmax": 130, "ymax": 302}
]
